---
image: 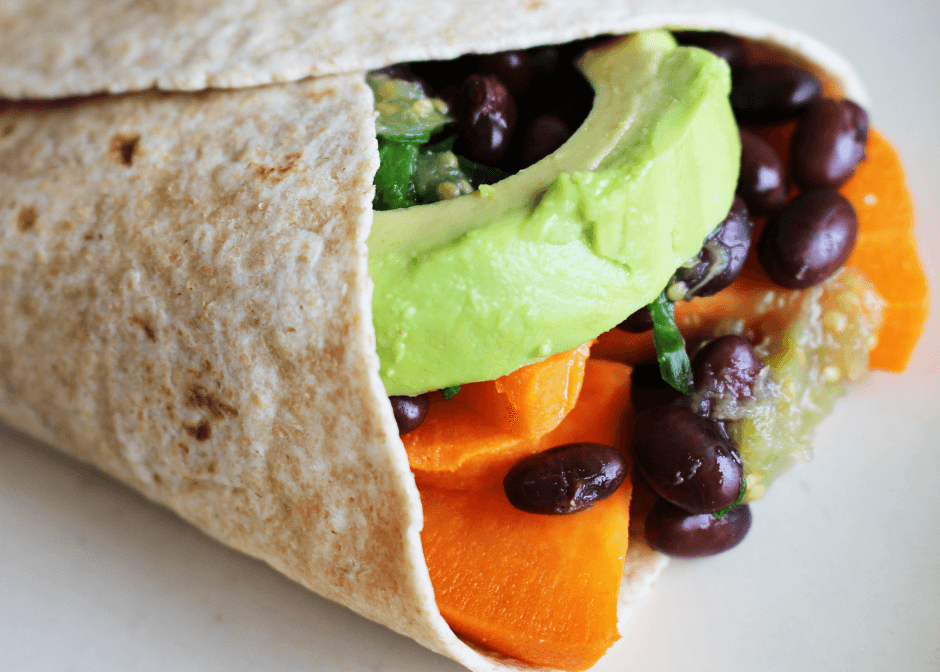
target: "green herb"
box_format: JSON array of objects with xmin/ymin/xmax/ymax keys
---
[
  {"xmin": 713, "ymin": 477, "xmax": 747, "ymax": 519},
  {"xmin": 402, "ymin": 134, "xmax": 508, "ymax": 205},
  {"xmin": 648, "ymin": 290, "xmax": 694, "ymax": 395},
  {"xmin": 424, "ymin": 135, "xmax": 457, "ymax": 154},
  {"xmin": 440, "ymin": 385, "xmax": 461, "ymax": 399},
  {"xmin": 455, "ymin": 154, "xmax": 509, "ymax": 187},
  {"xmin": 374, "ymin": 139, "xmax": 420, "ymax": 211},
  {"xmin": 413, "ymin": 150, "xmax": 473, "ymax": 203},
  {"xmin": 368, "ymin": 73, "xmax": 452, "ymax": 140},
  {"xmin": 381, "ymin": 130, "xmax": 432, "ymax": 144}
]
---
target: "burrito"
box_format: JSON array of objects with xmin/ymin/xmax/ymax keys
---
[{"xmin": 0, "ymin": 1, "xmax": 928, "ymax": 671}]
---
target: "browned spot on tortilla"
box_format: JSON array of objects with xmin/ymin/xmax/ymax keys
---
[
  {"xmin": 253, "ymin": 151, "xmax": 303, "ymax": 183},
  {"xmin": 185, "ymin": 383, "xmax": 239, "ymax": 420},
  {"xmin": 130, "ymin": 315, "xmax": 157, "ymax": 341},
  {"xmin": 18, "ymin": 296, "xmax": 36, "ymax": 315},
  {"xmin": 523, "ymin": 0, "xmax": 546, "ymax": 8},
  {"xmin": 1, "ymin": 124, "xmax": 14, "ymax": 137},
  {"xmin": 109, "ymin": 133, "xmax": 141, "ymax": 166},
  {"xmin": 153, "ymin": 473, "xmax": 163, "ymax": 485},
  {"xmin": 60, "ymin": 220, "xmax": 73, "ymax": 231},
  {"xmin": 184, "ymin": 420, "xmax": 212, "ymax": 441},
  {"xmin": 200, "ymin": 358, "xmax": 216, "ymax": 376},
  {"xmin": 17, "ymin": 206, "xmax": 37, "ymax": 232}
]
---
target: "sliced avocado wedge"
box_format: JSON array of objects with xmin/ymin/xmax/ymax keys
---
[{"xmin": 369, "ymin": 30, "xmax": 740, "ymax": 396}]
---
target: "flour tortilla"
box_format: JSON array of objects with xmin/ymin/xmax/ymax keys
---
[
  {"xmin": 0, "ymin": 0, "xmax": 865, "ymax": 103},
  {"xmin": 0, "ymin": 2, "xmax": 863, "ymax": 670}
]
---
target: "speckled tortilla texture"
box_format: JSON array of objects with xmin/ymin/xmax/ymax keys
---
[
  {"xmin": 0, "ymin": 76, "xmax": 472, "ymax": 666},
  {"xmin": 0, "ymin": 0, "xmax": 865, "ymax": 104}
]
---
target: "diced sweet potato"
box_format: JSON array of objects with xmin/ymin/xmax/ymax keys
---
[
  {"xmin": 405, "ymin": 344, "xmax": 590, "ymax": 489},
  {"xmin": 419, "ymin": 360, "xmax": 634, "ymax": 670}
]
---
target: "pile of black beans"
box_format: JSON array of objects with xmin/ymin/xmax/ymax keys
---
[
  {"xmin": 387, "ymin": 39, "xmax": 600, "ymax": 172},
  {"xmin": 678, "ymin": 30, "xmax": 868, "ymax": 290},
  {"xmin": 622, "ymin": 31, "xmax": 871, "ymax": 557},
  {"xmin": 631, "ymin": 334, "xmax": 761, "ymax": 557}
]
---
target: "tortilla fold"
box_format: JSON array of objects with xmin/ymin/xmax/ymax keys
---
[{"xmin": 0, "ymin": 2, "xmax": 868, "ymax": 670}]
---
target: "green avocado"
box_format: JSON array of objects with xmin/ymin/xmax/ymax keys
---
[{"xmin": 369, "ymin": 30, "xmax": 739, "ymax": 396}]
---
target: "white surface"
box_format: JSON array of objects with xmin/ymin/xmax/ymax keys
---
[{"xmin": 2, "ymin": 1, "xmax": 939, "ymax": 670}]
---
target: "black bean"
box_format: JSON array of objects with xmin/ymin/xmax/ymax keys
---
[
  {"xmin": 519, "ymin": 64, "xmax": 594, "ymax": 130},
  {"xmin": 502, "ymin": 67, "xmax": 591, "ymax": 171},
  {"xmin": 452, "ymin": 75, "xmax": 518, "ymax": 165},
  {"xmin": 673, "ymin": 31, "xmax": 748, "ymax": 70},
  {"xmin": 617, "ymin": 306, "xmax": 653, "ymax": 333},
  {"xmin": 645, "ymin": 499, "xmax": 752, "ymax": 557},
  {"xmin": 503, "ymin": 442, "xmax": 627, "ymax": 515},
  {"xmin": 390, "ymin": 394, "xmax": 429, "ymax": 435},
  {"xmin": 552, "ymin": 69, "xmax": 595, "ymax": 130},
  {"xmin": 519, "ymin": 114, "xmax": 572, "ymax": 167},
  {"xmin": 376, "ymin": 64, "xmax": 418, "ymax": 83},
  {"xmin": 631, "ymin": 405, "xmax": 743, "ymax": 514},
  {"xmin": 738, "ymin": 128, "xmax": 788, "ymax": 214},
  {"xmin": 791, "ymin": 98, "xmax": 869, "ymax": 190},
  {"xmin": 630, "ymin": 359, "xmax": 683, "ymax": 412},
  {"xmin": 673, "ymin": 196, "xmax": 754, "ymax": 299},
  {"xmin": 692, "ymin": 335, "xmax": 764, "ymax": 404},
  {"xmin": 731, "ymin": 63, "xmax": 823, "ymax": 124},
  {"xmin": 407, "ymin": 55, "xmax": 476, "ymax": 93},
  {"xmin": 529, "ymin": 46, "xmax": 563, "ymax": 79},
  {"xmin": 757, "ymin": 190, "xmax": 858, "ymax": 289},
  {"xmin": 477, "ymin": 50, "xmax": 534, "ymax": 96}
]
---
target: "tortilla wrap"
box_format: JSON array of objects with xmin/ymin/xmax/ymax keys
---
[{"xmin": 0, "ymin": 1, "xmax": 869, "ymax": 670}]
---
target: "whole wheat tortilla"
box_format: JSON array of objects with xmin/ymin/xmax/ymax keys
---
[{"xmin": 0, "ymin": 2, "xmax": 862, "ymax": 670}]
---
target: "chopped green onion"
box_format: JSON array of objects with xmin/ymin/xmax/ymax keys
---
[
  {"xmin": 440, "ymin": 385, "xmax": 461, "ymax": 399},
  {"xmin": 648, "ymin": 290, "xmax": 694, "ymax": 395},
  {"xmin": 713, "ymin": 477, "xmax": 747, "ymax": 519}
]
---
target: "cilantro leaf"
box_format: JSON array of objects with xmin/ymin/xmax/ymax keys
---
[
  {"xmin": 374, "ymin": 139, "xmax": 421, "ymax": 211},
  {"xmin": 648, "ymin": 290, "xmax": 694, "ymax": 395}
]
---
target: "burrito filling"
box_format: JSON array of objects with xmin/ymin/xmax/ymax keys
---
[
  {"xmin": 369, "ymin": 31, "xmax": 739, "ymax": 396},
  {"xmin": 367, "ymin": 28, "xmax": 926, "ymax": 672}
]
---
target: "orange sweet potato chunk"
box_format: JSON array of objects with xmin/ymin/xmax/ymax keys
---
[
  {"xmin": 405, "ymin": 344, "xmax": 589, "ymax": 489},
  {"xmin": 421, "ymin": 487, "xmax": 630, "ymax": 671},
  {"xmin": 842, "ymin": 131, "xmax": 928, "ymax": 370},
  {"xmin": 419, "ymin": 360, "xmax": 634, "ymax": 671}
]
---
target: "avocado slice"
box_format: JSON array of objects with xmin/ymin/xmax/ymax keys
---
[{"xmin": 369, "ymin": 30, "xmax": 740, "ymax": 396}]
